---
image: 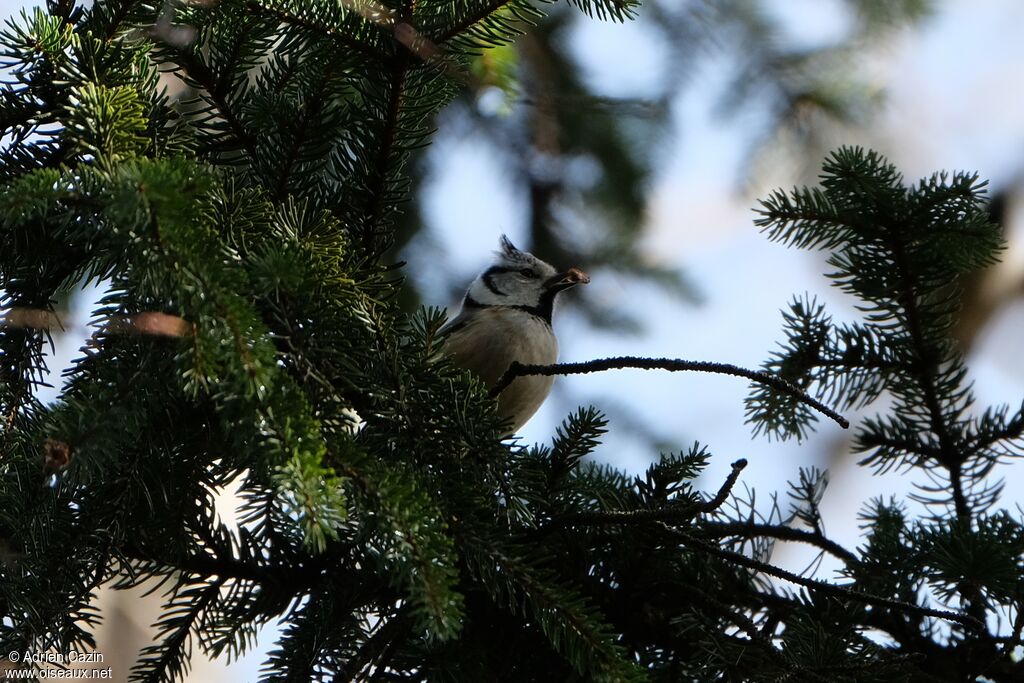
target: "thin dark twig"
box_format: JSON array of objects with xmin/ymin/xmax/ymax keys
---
[
  {"xmin": 887, "ymin": 237, "xmax": 967, "ymax": 517},
  {"xmin": 683, "ymin": 585, "xmax": 832, "ymax": 681},
  {"xmin": 544, "ymin": 464, "xmax": 863, "ymax": 569},
  {"xmin": 344, "ymin": 606, "xmax": 415, "ymax": 682},
  {"xmin": 547, "ymin": 459, "xmax": 747, "ymax": 528},
  {"xmin": 124, "ymin": 543, "xmax": 327, "ymax": 587},
  {"xmin": 700, "ymin": 458, "xmax": 748, "ymax": 512},
  {"xmin": 693, "ymin": 521, "xmax": 859, "ymax": 565},
  {"xmin": 491, "ymin": 358, "xmax": 849, "ymax": 429},
  {"xmin": 671, "ymin": 530, "xmax": 982, "ymax": 631},
  {"xmin": 887, "ymin": 235, "xmax": 985, "ymax": 625}
]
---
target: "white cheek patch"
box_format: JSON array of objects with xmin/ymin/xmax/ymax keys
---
[
  {"xmin": 482, "ymin": 271, "xmax": 507, "ymax": 297},
  {"xmin": 467, "ymin": 279, "xmax": 506, "ymax": 306}
]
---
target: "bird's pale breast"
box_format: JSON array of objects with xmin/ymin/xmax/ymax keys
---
[{"xmin": 443, "ymin": 308, "xmax": 557, "ymax": 432}]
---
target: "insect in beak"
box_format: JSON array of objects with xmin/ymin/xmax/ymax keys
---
[{"xmin": 545, "ymin": 267, "xmax": 591, "ymax": 291}]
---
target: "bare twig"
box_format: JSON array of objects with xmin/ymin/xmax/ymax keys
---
[
  {"xmin": 701, "ymin": 458, "xmax": 748, "ymax": 512},
  {"xmin": 491, "ymin": 357, "xmax": 849, "ymax": 429},
  {"xmin": 2, "ymin": 308, "xmax": 68, "ymax": 333},
  {"xmin": 692, "ymin": 521, "xmax": 858, "ymax": 565},
  {"xmin": 671, "ymin": 529, "xmax": 982, "ymax": 631},
  {"xmin": 548, "ymin": 459, "xmax": 748, "ymax": 528},
  {"xmin": 2, "ymin": 308, "xmax": 192, "ymax": 338}
]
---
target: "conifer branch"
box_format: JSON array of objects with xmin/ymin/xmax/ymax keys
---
[
  {"xmin": 102, "ymin": 0, "xmax": 135, "ymax": 42},
  {"xmin": 692, "ymin": 521, "xmax": 859, "ymax": 565},
  {"xmin": 688, "ymin": 588, "xmax": 871, "ymax": 683},
  {"xmin": 343, "ymin": 605, "xmax": 414, "ymax": 682},
  {"xmin": 462, "ymin": 533, "xmax": 639, "ymax": 679},
  {"xmin": 166, "ymin": 49, "xmax": 258, "ymax": 157},
  {"xmin": 545, "ymin": 462, "xmax": 859, "ymax": 567},
  {"xmin": 887, "ymin": 235, "xmax": 967, "ymax": 518},
  {"xmin": 683, "ymin": 584, "xmax": 808, "ymax": 677},
  {"xmin": 492, "ymin": 357, "xmax": 849, "ymax": 429},
  {"xmin": 213, "ymin": 22, "xmax": 253, "ymax": 97},
  {"xmin": 968, "ymin": 409, "xmax": 1024, "ymax": 456},
  {"xmin": 1000, "ymin": 604, "xmax": 1024, "ymax": 656},
  {"xmin": 858, "ymin": 432, "xmax": 943, "ymax": 460},
  {"xmin": 124, "ymin": 544, "xmax": 329, "ymax": 587},
  {"xmin": 434, "ymin": 0, "xmax": 512, "ymax": 43},
  {"xmin": 271, "ymin": 75, "xmax": 328, "ymax": 201},
  {"xmin": 887, "ymin": 232, "xmax": 988, "ymax": 635},
  {"xmin": 548, "ymin": 458, "xmax": 749, "ymax": 528},
  {"xmin": 246, "ymin": 3, "xmax": 387, "ymax": 60},
  {"xmin": 364, "ymin": 56, "xmax": 410, "ymax": 246},
  {"xmin": 702, "ymin": 457, "xmax": 747, "ymax": 511},
  {"xmin": 0, "ymin": 100, "xmax": 44, "ymax": 133},
  {"xmin": 2, "ymin": 0, "xmax": 1016, "ymax": 676},
  {"xmin": 547, "ymin": 459, "xmax": 747, "ymax": 528},
  {"xmin": 670, "ymin": 529, "xmax": 982, "ymax": 631},
  {"xmin": 139, "ymin": 577, "xmax": 225, "ymax": 681}
]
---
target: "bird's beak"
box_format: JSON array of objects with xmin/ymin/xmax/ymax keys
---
[{"xmin": 545, "ymin": 267, "xmax": 591, "ymax": 292}]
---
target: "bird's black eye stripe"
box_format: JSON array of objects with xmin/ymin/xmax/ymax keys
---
[
  {"xmin": 482, "ymin": 272, "xmax": 506, "ymax": 297},
  {"xmin": 484, "ymin": 265, "xmax": 524, "ymax": 276},
  {"xmin": 480, "ymin": 264, "xmax": 538, "ymax": 293}
]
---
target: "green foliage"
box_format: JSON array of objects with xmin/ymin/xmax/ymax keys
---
[
  {"xmin": 0, "ymin": 1, "xmax": 687, "ymax": 679},
  {"xmin": 750, "ymin": 147, "xmax": 1024, "ymax": 680},
  {"xmin": 66, "ymin": 83, "xmax": 149, "ymax": 158},
  {"xmin": 1, "ymin": 2, "xmax": 1022, "ymax": 683},
  {"xmin": 751, "ymin": 147, "xmax": 1012, "ymax": 514}
]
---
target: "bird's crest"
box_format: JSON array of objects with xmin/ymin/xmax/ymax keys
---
[{"xmin": 496, "ymin": 234, "xmax": 533, "ymax": 265}]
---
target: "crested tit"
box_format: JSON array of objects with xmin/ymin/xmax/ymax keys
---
[{"xmin": 442, "ymin": 235, "xmax": 590, "ymax": 433}]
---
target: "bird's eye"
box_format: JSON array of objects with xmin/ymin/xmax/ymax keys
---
[{"xmin": 520, "ymin": 268, "xmax": 536, "ymax": 278}]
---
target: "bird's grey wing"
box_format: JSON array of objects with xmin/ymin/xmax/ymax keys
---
[
  {"xmin": 442, "ymin": 310, "xmax": 512, "ymax": 387},
  {"xmin": 440, "ymin": 308, "xmax": 473, "ymax": 336}
]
